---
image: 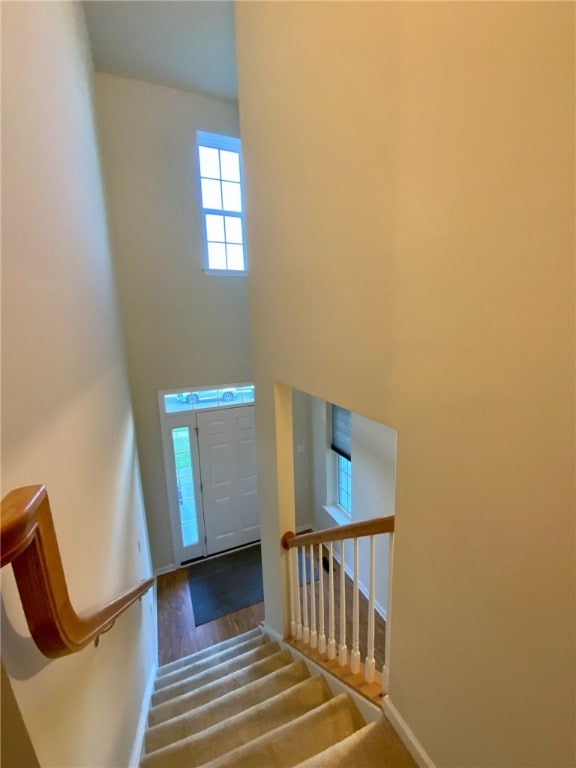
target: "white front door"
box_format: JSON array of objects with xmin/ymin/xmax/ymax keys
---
[{"xmin": 196, "ymin": 406, "xmax": 260, "ymax": 555}]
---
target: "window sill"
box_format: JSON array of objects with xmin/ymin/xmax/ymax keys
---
[
  {"xmin": 203, "ymin": 269, "xmax": 247, "ymax": 277},
  {"xmin": 323, "ymin": 504, "xmax": 351, "ymax": 527}
]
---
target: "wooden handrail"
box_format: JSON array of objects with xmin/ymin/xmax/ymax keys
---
[
  {"xmin": 281, "ymin": 516, "xmax": 395, "ymax": 550},
  {"xmin": 1, "ymin": 485, "xmax": 154, "ymax": 658}
]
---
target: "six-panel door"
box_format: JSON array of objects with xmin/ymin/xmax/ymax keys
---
[{"xmin": 196, "ymin": 406, "xmax": 260, "ymax": 555}]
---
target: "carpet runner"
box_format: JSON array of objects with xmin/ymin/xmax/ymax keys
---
[{"xmin": 140, "ymin": 627, "xmax": 417, "ymax": 767}]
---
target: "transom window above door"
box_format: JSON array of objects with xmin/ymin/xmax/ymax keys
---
[{"xmin": 163, "ymin": 383, "xmax": 255, "ymax": 414}]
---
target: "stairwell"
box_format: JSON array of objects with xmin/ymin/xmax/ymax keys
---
[{"xmin": 140, "ymin": 628, "xmax": 417, "ymax": 767}]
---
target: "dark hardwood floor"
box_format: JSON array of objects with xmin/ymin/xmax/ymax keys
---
[
  {"xmin": 157, "ymin": 566, "xmax": 264, "ymax": 666},
  {"xmin": 157, "ymin": 549, "xmax": 386, "ymax": 669}
]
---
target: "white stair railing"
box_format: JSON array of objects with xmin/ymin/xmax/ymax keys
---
[
  {"xmin": 338, "ymin": 540, "xmax": 347, "ymax": 667},
  {"xmin": 309, "ymin": 544, "xmax": 317, "ymax": 649},
  {"xmin": 318, "ymin": 542, "xmax": 326, "ymax": 655},
  {"xmin": 327, "ymin": 542, "xmax": 336, "ymax": 660},
  {"xmin": 365, "ymin": 535, "xmax": 376, "ymax": 683},
  {"xmin": 301, "ymin": 545, "xmax": 309, "ymax": 644},
  {"xmin": 351, "ymin": 537, "xmax": 361, "ymax": 674},
  {"xmin": 288, "ymin": 542, "xmax": 296, "ymax": 639},
  {"xmin": 281, "ymin": 516, "xmax": 395, "ymax": 690},
  {"xmin": 293, "ymin": 547, "xmax": 302, "ymax": 640}
]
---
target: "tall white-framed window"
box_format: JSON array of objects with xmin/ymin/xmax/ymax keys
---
[
  {"xmin": 336, "ymin": 453, "xmax": 352, "ymax": 513},
  {"xmin": 326, "ymin": 404, "xmax": 352, "ymax": 519},
  {"xmin": 197, "ymin": 130, "xmax": 246, "ymax": 274}
]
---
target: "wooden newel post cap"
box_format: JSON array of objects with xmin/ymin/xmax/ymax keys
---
[{"xmin": 281, "ymin": 531, "xmax": 296, "ymax": 550}]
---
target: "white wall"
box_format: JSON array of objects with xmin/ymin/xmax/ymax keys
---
[
  {"xmin": 348, "ymin": 413, "xmax": 396, "ymax": 616},
  {"xmin": 1, "ymin": 4, "xmax": 155, "ymax": 766},
  {"xmin": 236, "ymin": 3, "xmax": 575, "ymax": 766},
  {"xmin": 309, "ymin": 398, "xmax": 396, "ymax": 615},
  {"xmin": 93, "ymin": 73, "xmax": 251, "ymax": 570},
  {"xmin": 291, "ymin": 389, "xmax": 314, "ymax": 530}
]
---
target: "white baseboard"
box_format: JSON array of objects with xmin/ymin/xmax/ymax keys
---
[
  {"xmin": 296, "ymin": 521, "xmax": 314, "ymax": 533},
  {"xmin": 154, "ymin": 563, "xmax": 177, "ymax": 577},
  {"xmin": 128, "ymin": 661, "xmax": 157, "ymax": 768},
  {"xmin": 383, "ymin": 696, "xmax": 436, "ymax": 768}
]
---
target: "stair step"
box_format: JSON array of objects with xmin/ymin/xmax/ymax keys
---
[
  {"xmin": 157, "ymin": 628, "xmax": 263, "ymax": 677},
  {"xmin": 154, "ymin": 634, "xmax": 268, "ymax": 690},
  {"xmin": 151, "ymin": 641, "xmax": 280, "ymax": 706},
  {"xmin": 142, "ymin": 675, "xmax": 333, "ymax": 768},
  {"xmin": 146, "ymin": 660, "xmax": 310, "ymax": 753},
  {"xmin": 200, "ymin": 693, "xmax": 365, "ymax": 768},
  {"xmin": 296, "ymin": 717, "xmax": 418, "ymax": 768},
  {"xmin": 148, "ymin": 649, "xmax": 294, "ymax": 727}
]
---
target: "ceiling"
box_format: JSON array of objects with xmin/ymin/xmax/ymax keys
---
[{"xmin": 83, "ymin": 1, "xmax": 238, "ymax": 102}]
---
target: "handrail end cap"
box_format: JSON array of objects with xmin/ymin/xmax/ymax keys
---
[{"xmin": 281, "ymin": 531, "xmax": 296, "ymax": 550}]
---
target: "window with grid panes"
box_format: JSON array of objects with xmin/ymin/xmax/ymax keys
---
[
  {"xmin": 197, "ymin": 131, "xmax": 246, "ymax": 273},
  {"xmin": 331, "ymin": 405, "xmax": 352, "ymax": 515},
  {"xmin": 337, "ymin": 454, "xmax": 352, "ymax": 513}
]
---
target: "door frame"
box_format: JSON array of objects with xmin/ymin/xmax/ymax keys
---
[{"xmin": 158, "ymin": 385, "xmax": 257, "ymax": 566}]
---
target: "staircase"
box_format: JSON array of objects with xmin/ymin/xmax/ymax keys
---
[{"xmin": 140, "ymin": 628, "xmax": 417, "ymax": 767}]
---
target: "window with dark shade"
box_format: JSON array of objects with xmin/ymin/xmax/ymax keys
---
[{"xmin": 331, "ymin": 405, "xmax": 351, "ymax": 461}]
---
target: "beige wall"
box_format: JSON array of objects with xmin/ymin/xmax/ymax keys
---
[
  {"xmin": 93, "ymin": 73, "xmax": 251, "ymax": 569},
  {"xmin": 1, "ymin": 4, "xmax": 155, "ymax": 766},
  {"xmin": 236, "ymin": 3, "xmax": 575, "ymax": 766},
  {"xmin": 1, "ymin": 664, "xmax": 40, "ymax": 768}
]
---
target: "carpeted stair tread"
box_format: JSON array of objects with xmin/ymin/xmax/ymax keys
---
[
  {"xmin": 199, "ymin": 693, "xmax": 364, "ymax": 768},
  {"xmin": 141, "ymin": 675, "xmax": 333, "ymax": 768},
  {"xmin": 154, "ymin": 634, "xmax": 268, "ymax": 690},
  {"xmin": 296, "ymin": 717, "xmax": 419, "ymax": 768},
  {"xmin": 141, "ymin": 628, "xmax": 411, "ymax": 768},
  {"xmin": 145, "ymin": 660, "xmax": 311, "ymax": 753},
  {"xmin": 156, "ymin": 628, "xmax": 263, "ymax": 677},
  {"xmin": 148, "ymin": 649, "xmax": 294, "ymax": 727},
  {"xmin": 151, "ymin": 641, "xmax": 280, "ymax": 706}
]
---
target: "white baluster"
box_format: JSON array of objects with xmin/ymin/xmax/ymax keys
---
[
  {"xmin": 294, "ymin": 547, "xmax": 302, "ymax": 640},
  {"xmin": 339, "ymin": 540, "xmax": 348, "ymax": 667},
  {"xmin": 383, "ymin": 532, "xmax": 394, "ymax": 690},
  {"xmin": 301, "ymin": 546, "xmax": 309, "ymax": 644},
  {"xmin": 365, "ymin": 535, "xmax": 376, "ymax": 683},
  {"xmin": 351, "ymin": 537, "xmax": 361, "ymax": 674},
  {"xmin": 327, "ymin": 542, "xmax": 336, "ymax": 659},
  {"xmin": 288, "ymin": 545, "xmax": 296, "ymax": 638},
  {"xmin": 309, "ymin": 544, "xmax": 317, "ymax": 648},
  {"xmin": 318, "ymin": 543, "xmax": 326, "ymax": 654}
]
